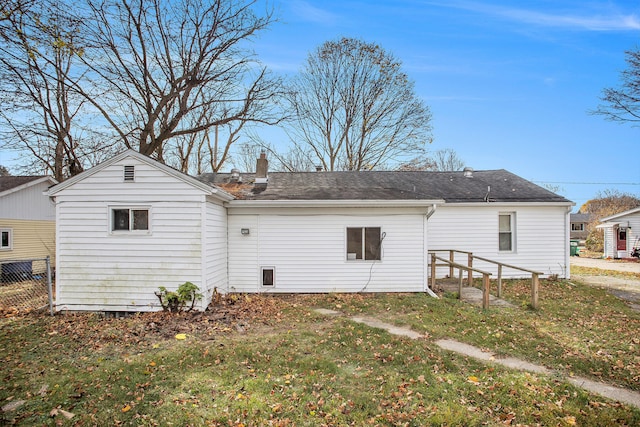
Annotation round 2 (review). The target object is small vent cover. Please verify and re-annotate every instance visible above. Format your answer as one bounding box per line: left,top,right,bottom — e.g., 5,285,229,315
124,165,135,181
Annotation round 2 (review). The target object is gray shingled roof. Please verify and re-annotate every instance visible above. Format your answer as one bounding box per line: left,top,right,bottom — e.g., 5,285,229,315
0,176,47,194
201,169,571,203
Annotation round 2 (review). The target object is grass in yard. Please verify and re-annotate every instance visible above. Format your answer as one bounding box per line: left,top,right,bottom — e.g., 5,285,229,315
1,285,640,426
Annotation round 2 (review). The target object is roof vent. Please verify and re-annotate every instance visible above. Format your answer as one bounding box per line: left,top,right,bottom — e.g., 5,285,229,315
463,167,473,178
230,168,241,182
315,165,323,172
124,165,135,181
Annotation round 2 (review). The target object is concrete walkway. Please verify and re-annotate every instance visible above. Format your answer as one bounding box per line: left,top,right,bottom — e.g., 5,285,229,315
314,308,640,409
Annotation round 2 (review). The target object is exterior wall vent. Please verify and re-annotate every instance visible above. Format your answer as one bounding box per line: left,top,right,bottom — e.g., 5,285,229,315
124,165,135,182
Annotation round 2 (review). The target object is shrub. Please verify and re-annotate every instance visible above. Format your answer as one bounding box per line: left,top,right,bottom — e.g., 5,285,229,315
155,282,202,312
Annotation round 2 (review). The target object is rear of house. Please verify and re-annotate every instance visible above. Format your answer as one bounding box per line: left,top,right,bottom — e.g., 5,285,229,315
49,150,573,312
48,151,232,311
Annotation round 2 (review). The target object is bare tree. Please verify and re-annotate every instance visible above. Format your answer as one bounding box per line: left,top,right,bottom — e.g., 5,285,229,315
0,0,107,180
397,148,465,171
592,47,640,126
76,0,284,164
0,165,10,176
286,37,432,171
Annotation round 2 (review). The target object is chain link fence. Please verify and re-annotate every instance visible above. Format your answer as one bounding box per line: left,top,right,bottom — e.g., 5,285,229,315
0,257,53,316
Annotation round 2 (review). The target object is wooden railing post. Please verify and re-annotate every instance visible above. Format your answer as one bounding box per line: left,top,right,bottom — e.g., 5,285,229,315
449,250,454,278
531,273,539,309
458,267,463,299
497,264,503,298
467,253,473,286
430,252,436,291
482,273,490,310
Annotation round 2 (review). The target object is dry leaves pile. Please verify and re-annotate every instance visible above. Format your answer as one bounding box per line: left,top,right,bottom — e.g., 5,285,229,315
43,294,304,349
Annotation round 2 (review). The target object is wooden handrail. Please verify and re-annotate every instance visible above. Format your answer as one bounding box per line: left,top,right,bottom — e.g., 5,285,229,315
430,253,493,309
428,249,541,309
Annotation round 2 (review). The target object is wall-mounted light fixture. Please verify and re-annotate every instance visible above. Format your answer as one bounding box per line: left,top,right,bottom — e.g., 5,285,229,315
241,228,250,235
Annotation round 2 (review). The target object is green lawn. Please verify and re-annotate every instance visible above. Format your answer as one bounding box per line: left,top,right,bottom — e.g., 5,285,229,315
1,276,640,426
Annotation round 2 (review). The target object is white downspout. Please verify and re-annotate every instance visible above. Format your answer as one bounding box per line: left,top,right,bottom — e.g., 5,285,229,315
424,204,439,298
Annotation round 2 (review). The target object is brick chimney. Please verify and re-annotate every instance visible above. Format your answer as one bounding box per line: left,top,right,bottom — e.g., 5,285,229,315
255,151,268,184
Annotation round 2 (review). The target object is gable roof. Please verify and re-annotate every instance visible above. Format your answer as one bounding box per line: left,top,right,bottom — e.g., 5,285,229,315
600,206,640,222
203,169,572,204
48,149,234,201
0,176,57,197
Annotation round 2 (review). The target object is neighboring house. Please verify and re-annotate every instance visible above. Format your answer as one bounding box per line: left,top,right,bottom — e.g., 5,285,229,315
596,207,640,259
47,150,573,312
0,176,57,263
569,213,591,241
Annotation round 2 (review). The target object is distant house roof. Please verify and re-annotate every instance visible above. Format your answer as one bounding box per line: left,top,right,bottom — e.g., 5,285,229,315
201,169,572,204
0,176,57,197
570,213,592,223
600,206,640,222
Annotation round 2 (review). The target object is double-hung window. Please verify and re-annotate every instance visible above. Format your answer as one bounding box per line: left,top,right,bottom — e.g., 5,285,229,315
0,228,12,250
571,223,584,231
498,213,515,252
111,207,150,233
347,227,382,261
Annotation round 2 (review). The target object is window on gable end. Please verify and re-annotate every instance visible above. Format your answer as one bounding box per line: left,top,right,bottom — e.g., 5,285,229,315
111,207,150,233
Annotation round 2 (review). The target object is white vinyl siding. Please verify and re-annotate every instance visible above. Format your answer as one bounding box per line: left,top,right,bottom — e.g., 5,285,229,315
205,199,228,296
228,209,426,293
54,157,211,311
228,215,259,292
428,205,568,278
0,179,56,221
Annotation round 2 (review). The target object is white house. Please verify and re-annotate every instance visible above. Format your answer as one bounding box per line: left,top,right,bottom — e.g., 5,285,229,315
47,150,573,312
1,176,57,279
597,207,640,259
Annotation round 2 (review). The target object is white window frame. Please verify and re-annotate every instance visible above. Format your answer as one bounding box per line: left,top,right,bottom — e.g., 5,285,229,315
346,226,382,261
109,206,151,234
498,212,516,252
0,228,12,250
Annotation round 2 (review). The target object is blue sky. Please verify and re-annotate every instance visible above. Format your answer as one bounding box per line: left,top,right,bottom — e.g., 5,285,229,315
253,0,639,211
1,0,637,211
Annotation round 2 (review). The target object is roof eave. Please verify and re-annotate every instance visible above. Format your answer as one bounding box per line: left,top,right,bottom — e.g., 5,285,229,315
439,201,575,207
600,206,640,222
0,176,57,198
226,199,446,208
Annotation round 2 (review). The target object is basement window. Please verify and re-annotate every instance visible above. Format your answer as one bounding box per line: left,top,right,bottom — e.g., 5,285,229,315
0,229,12,250
261,267,275,287
111,207,150,233
346,227,382,261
